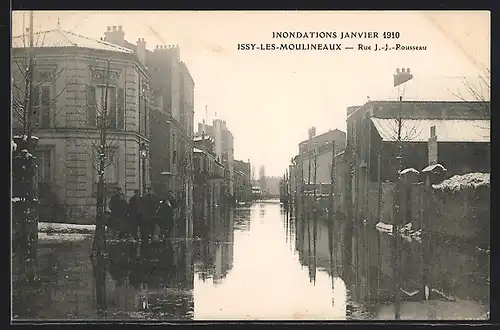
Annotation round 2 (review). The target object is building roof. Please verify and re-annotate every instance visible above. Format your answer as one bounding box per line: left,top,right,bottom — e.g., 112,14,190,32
12,29,134,54
298,128,345,146
371,117,490,143
369,75,490,103
348,75,490,120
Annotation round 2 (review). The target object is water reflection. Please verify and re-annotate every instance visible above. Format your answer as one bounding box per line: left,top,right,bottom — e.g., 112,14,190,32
12,237,195,320
194,203,347,320
194,207,235,285
12,202,489,320
291,205,490,320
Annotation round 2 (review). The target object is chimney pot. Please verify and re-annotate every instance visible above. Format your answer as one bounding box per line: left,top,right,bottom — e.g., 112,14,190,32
107,26,111,31
118,25,123,31
156,45,158,49
407,68,411,73
396,68,400,73
112,26,117,31
402,68,406,73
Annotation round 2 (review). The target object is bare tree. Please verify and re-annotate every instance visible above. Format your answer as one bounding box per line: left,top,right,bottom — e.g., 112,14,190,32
449,69,491,131
70,59,129,210
11,31,71,137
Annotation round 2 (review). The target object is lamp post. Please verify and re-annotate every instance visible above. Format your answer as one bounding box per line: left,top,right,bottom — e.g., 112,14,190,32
139,142,148,195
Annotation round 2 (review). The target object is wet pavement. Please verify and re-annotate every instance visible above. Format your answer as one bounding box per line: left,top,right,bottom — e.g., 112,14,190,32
12,201,489,321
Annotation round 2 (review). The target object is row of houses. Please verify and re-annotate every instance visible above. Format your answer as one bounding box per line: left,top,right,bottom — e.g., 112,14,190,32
287,79,490,227
11,24,252,225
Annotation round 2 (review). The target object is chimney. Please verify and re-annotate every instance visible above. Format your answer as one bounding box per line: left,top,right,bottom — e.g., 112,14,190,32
104,25,126,46
136,37,147,66
394,67,413,87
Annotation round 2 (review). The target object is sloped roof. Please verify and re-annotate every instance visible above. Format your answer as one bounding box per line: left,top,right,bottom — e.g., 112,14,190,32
371,117,490,143
12,29,134,54
368,75,490,102
298,128,346,146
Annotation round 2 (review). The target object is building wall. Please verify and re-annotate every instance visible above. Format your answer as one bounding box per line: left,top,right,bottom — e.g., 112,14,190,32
12,48,150,223
298,129,346,155
347,100,491,222
265,176,281,196
234,160,252,202
208,120,235,199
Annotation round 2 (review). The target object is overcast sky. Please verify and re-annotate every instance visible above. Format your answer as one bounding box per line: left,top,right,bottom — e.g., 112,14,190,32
12,11,490,176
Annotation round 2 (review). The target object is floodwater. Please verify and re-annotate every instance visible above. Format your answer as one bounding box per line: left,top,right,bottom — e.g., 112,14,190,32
12,201,490,321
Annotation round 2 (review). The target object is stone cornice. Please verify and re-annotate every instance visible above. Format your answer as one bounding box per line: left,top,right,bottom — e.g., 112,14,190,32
34,127,150,143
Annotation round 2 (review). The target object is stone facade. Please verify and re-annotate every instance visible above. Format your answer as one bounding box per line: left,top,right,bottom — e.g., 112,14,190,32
12,44,150,223
198,120,234,202
103,26,195,235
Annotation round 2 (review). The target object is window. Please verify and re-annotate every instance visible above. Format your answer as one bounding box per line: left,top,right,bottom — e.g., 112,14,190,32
34,149,53,182
139,80,148,135
87,85,124,129
95,85,117,128
104,148,119,184
32,85,52,128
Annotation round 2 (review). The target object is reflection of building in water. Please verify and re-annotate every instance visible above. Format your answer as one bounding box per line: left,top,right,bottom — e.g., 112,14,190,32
13,239,99,319
233,208,251,231
293,208,489,320
194,207,235,285
295,215,351,282
107,240,195,320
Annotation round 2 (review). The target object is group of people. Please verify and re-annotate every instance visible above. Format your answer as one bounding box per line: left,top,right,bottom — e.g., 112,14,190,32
107,186,179,241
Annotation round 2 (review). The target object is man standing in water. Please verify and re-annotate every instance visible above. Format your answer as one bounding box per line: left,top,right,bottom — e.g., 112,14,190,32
108,187,123,234
156,191,179,240
128,189,142,239
139,186,158,242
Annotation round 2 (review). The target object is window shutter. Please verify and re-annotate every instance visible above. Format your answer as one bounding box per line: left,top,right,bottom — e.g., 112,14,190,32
41,86,51,128
32,86,40,126
117,88,125,130
87,85,96,127
108,87,117,129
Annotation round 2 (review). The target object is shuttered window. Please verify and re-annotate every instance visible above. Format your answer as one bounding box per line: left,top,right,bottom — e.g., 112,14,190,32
117,88,125,129
87,85,97,127
41,86,51,128
32,87,40,126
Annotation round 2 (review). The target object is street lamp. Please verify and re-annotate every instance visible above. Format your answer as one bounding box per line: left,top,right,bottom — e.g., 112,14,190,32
139,142,148,195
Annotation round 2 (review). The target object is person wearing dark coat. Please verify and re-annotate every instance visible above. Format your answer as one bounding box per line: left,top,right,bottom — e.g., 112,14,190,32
139,186,159,242
156,192,178,239
108,187,122,233
128,189,142,239
115,193,129,238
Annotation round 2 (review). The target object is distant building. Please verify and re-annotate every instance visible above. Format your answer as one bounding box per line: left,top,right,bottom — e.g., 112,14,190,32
234,159,252,203
198,120,234,202
193,133,225,220
296,128,347,189
264,176,281,197
11,27,150,223
258,165,266,195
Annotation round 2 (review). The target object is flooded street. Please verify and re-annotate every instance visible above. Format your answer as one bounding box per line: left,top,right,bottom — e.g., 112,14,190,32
12,201,489,321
